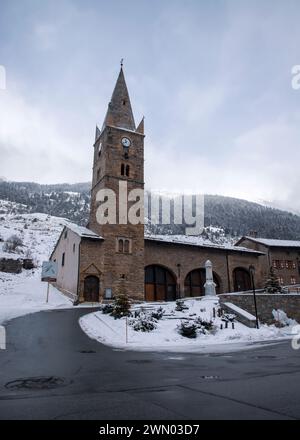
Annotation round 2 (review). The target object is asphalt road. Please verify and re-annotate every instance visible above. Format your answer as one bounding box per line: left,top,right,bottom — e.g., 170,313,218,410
0,308,299,420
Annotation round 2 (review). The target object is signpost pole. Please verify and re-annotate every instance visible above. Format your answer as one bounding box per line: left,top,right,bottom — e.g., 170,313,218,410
46,282,50,303
41,261,57,304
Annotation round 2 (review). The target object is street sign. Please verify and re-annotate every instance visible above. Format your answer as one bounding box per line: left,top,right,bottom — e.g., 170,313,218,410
41,261,58,283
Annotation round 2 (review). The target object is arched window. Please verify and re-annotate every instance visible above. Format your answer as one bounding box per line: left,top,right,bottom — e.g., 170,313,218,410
116,237,132,254
118,239,124,253
121,164,125,176
126,165,130,177
124,240,130,253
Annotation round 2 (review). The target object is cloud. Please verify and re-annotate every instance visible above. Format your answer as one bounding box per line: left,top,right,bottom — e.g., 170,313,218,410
1,0,300,215
33,23,59,51
0,85,91,183
145,115,300,212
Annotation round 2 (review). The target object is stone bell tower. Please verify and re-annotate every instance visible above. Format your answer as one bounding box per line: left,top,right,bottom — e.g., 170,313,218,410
89,66,145,300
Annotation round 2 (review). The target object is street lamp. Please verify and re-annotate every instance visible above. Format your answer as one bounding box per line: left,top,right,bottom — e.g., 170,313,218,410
176,264,181,299
249,265,259,329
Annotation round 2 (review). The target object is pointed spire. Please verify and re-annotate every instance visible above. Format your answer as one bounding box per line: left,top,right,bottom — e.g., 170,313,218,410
102,67,136,131
136,116,144,135
95,125,101,141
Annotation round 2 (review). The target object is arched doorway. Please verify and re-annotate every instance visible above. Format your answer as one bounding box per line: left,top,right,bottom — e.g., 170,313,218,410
83,275,100,302
184,269,221,297
145,265,177,302
233,268,251,292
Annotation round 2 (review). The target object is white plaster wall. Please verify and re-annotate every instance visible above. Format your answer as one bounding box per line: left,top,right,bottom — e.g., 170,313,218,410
51,229,81,296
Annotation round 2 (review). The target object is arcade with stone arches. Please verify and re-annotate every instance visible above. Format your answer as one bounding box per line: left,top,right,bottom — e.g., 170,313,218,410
144,260,252,302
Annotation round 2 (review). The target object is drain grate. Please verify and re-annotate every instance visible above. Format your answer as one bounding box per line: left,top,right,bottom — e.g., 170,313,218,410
5,376,68,391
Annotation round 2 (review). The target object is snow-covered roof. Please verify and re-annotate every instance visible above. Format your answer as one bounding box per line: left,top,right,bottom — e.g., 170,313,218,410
242,236,300,248
145,234,264,254
66,223,103,240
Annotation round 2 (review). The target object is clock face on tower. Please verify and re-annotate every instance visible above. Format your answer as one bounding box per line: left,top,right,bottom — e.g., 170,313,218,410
121,137,131,148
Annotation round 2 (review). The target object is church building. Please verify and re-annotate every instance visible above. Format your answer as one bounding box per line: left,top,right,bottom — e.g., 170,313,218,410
50,67,266,303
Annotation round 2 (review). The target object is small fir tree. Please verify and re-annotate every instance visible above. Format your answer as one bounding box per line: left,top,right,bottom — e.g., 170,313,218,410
265,267,282,294
175,300,189,312
111,282,131,319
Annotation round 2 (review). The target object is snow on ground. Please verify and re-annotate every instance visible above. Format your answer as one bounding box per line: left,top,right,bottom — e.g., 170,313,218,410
0,270,72,324
79,298,295,353
0,212,74,324
0,212,68,263
0,211,103,324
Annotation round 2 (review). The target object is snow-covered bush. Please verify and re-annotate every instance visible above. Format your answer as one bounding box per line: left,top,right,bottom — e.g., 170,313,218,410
132,307,146,318
151,306,165,321
194,317,215,334
177,320,198,338
101,304,114,315
130,313,157,332
175,300,189,312
24,248,33,259
3,234,24,252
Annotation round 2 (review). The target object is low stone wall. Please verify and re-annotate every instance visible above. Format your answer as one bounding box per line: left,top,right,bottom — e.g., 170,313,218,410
222,302,257,328
219,293,300,324
0,258,23,274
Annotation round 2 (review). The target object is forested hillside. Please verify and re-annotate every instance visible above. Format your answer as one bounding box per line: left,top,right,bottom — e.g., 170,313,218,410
1,180,300,240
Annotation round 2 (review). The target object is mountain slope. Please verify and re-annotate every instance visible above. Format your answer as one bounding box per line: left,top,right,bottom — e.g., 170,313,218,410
1,180,300,240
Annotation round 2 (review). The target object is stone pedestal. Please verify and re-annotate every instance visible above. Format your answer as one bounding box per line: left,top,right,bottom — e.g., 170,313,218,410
204,260,217,298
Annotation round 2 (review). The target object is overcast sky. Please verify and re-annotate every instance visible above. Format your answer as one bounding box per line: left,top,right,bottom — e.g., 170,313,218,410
0,0,300,212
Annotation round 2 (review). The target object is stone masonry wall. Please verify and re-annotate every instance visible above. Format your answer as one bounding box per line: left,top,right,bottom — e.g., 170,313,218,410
0,258,23,274
219,293,300,324
145,240,263,296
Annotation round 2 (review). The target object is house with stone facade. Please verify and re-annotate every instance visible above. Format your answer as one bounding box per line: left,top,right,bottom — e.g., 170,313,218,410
51,67,268,303
236,236,300,287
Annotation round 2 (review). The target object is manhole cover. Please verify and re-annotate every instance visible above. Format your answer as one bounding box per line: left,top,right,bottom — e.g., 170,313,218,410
5,376,68,391
127,360,152,364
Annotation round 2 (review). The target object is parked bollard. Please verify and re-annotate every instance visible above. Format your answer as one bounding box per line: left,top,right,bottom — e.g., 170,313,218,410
232,322,235,330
